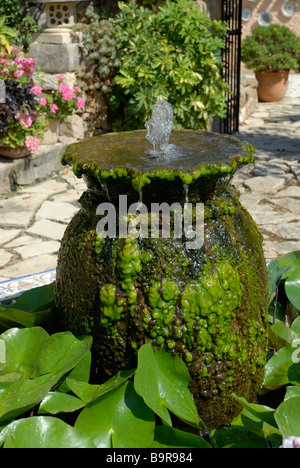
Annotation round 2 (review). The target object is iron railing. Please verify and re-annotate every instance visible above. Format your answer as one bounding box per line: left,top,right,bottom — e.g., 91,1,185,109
221,0,242,134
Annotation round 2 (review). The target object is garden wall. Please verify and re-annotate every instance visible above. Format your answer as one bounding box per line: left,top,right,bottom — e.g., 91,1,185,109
242,0,300,39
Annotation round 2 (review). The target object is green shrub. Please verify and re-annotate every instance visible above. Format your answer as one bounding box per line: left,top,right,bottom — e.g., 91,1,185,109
241,24,300,73
73,5,120,95
0,0,40,49
0,16,18,53
109,0,228,131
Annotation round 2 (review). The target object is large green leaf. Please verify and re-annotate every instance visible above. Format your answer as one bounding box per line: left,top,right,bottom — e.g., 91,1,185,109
2,417,96,448
212,414,270,448
151,425,211,448
270,322,299,346
268,259,291,295
278,250,300,280
0,283,55,329
232,394,281,445
275,397,300,439
284,386,300,401
75,380,155,448
66,369,135,404
264,344,300,387
0,327,92,423
38,392,86,415
0,373,58,423
285,265,300,310
134,344,200,427
0,327,92,381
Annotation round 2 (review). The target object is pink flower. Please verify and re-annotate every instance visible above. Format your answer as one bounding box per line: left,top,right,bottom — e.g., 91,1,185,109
56,74,65,82
25,136,41,153
39,98,47,106
13,69,25,79
15,111,33,128
76,97,85,109
49,103,59,114
59,83,74,101
30,86,43,97
74,85,81,93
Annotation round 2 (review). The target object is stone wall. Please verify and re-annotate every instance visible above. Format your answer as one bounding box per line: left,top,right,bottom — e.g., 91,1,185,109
239,72,258,125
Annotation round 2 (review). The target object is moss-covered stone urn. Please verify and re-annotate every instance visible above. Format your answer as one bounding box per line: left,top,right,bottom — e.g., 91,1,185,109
55,128,269,429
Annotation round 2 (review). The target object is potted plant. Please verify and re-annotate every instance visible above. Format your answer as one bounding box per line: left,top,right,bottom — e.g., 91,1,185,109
0,47,85,159
241,24,300,102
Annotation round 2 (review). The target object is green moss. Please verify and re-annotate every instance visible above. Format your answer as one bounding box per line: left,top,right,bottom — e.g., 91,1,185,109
100,284,125,327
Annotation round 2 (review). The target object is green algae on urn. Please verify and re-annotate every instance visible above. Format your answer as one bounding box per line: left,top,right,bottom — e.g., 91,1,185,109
55,130,268,429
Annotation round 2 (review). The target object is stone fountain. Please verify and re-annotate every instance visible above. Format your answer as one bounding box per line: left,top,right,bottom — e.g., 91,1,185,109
55,102,269,429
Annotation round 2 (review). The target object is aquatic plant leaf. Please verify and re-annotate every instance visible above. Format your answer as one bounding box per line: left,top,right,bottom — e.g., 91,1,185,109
0,327,92,423
278,250,300,280
290,316,300,334
151,425,211,448
267,259,291,295
270,322,299,346
275,397,300,439
284,386,300,401
285,265,300,310
0,283,55,329
0,327,92,380
66,368,135,403
264,344,300,387
75,380,155,448
232,394,281,444
3,416,96,448
212,414,269,448
134,344,200,426
57,351,92,394
0,373,58,423
38,392,86,415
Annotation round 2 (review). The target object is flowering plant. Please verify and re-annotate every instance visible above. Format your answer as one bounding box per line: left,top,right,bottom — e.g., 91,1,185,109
0,47,85,153
33,74,85,120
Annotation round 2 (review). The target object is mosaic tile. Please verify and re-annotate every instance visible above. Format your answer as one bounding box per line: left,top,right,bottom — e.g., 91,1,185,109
0,269,56,301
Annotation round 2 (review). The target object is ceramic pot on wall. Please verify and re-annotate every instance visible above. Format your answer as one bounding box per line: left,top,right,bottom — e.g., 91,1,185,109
0,145,30,159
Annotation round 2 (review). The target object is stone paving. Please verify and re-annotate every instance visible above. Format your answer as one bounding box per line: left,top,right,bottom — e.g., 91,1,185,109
0,82,299,281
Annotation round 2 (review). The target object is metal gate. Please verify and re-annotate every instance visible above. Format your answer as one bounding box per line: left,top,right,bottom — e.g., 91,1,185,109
221,0,242,134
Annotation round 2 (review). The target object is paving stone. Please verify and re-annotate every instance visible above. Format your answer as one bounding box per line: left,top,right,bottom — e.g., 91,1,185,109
270,197,300,214
49,189,81,204
0,194,44,229
248,209,297,226
261,222,300,241
263,241,300,258
0,254,57,280
243,175,288,194
0,229,21,246
27,219,67,241
274,186,300,198
0,250,13,268
20,177,67,195
5,235,39,248
14,240,60,260
36,201,79,223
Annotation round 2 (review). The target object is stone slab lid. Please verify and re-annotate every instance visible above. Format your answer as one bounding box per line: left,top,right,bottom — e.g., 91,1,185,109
62,129,254,193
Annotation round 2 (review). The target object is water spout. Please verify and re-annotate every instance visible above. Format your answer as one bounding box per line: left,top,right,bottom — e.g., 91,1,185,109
145,101,173,152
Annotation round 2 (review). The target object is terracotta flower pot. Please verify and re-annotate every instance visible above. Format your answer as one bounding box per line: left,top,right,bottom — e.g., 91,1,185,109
0,145,30,160
255,70,289,102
